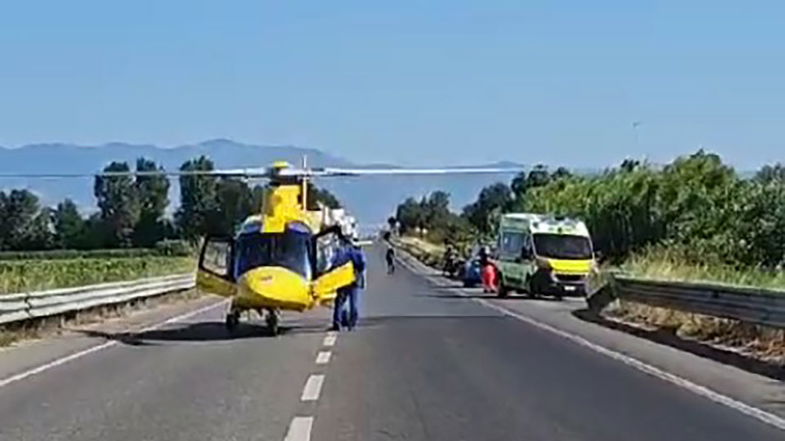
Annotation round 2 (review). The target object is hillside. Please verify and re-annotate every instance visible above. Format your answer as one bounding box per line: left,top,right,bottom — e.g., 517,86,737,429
0,139,524,226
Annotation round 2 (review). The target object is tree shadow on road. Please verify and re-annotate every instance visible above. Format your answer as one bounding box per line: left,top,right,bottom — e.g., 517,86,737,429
571,308,785,382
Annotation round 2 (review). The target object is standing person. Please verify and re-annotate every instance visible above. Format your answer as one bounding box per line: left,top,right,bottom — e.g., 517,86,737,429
385,245,396,274
331,235,366,331
479,245,497,293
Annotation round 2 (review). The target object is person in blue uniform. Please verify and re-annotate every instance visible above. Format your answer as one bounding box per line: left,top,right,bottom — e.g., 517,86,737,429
330,236,366,331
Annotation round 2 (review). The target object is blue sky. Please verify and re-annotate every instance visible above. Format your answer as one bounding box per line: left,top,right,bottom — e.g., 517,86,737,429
1,1,783,169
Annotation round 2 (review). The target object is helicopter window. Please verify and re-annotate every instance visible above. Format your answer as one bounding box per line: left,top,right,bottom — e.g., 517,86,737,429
235,231,313,279
314,233,344,275
201,239,232,278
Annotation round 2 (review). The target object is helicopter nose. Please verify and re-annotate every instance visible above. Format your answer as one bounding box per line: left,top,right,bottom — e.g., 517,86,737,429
239,267,312,309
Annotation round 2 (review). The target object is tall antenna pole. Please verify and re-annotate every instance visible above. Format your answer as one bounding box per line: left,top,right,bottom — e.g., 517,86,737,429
301,154,308,211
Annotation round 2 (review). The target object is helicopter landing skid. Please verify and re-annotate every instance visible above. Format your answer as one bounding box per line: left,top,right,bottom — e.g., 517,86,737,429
225,303,280,336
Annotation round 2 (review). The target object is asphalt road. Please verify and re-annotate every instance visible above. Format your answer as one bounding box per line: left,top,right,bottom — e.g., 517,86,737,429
0,245,783,440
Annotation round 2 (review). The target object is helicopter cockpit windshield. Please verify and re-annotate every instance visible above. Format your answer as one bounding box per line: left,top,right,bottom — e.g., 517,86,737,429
234,222,313,279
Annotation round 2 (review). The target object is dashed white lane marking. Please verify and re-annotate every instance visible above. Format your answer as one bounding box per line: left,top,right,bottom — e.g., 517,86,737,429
301,374,325,401
323,334,337,347
0,300,227,389
315,351,331,365
396,247,785,432
284,416,313,441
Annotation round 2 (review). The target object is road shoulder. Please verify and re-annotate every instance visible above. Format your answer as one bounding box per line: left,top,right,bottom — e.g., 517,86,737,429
0,293,224,384
396,245,785,423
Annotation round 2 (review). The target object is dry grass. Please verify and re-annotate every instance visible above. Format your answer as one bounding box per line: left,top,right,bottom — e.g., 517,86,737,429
607,301,785,365
398,236,446,256
605,249,785,365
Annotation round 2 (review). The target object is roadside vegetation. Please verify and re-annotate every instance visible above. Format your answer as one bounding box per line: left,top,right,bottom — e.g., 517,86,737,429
0,256,195,294
620,246,785,291
391,150,785,289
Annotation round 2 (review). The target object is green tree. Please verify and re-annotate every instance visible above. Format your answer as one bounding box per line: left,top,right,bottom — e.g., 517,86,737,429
551,166,572,180
176,156,219,240
251,185,266,213
755,163,785,184
54,199,87,249
509,164,554,210
395,197,423,234
133,158,170,246
24,208,56,250
215,178,254,234
462,183,512,236
424,191,451,232
0,189,48,250
304,183,342,210
94,161,140,247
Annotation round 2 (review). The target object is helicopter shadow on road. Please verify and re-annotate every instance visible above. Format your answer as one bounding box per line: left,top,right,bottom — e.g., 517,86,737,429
72,320,327,345
571,308,785,382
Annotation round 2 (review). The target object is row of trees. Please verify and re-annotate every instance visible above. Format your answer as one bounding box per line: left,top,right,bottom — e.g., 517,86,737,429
522,152,785,268
0,156,341,251
393,152,785,269
393,191,471,243
392,165,568,244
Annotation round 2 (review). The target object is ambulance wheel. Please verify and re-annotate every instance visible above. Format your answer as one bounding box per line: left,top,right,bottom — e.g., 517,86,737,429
526,279,540,299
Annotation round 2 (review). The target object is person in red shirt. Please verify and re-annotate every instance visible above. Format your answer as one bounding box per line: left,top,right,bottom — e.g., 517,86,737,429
478,246,498,293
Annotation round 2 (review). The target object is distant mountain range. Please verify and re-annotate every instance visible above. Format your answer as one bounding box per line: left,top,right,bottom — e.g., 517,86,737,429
0,139,526,227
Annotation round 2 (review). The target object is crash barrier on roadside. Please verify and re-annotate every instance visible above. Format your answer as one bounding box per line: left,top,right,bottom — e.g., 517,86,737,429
603,274,785,329
0,274,195,326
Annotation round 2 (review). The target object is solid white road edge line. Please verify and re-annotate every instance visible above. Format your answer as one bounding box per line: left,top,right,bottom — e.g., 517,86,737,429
301,374,325,401
474,292,785,432
0,300,227,389
284,416,314,441
315,351,331,365
396,248,785,432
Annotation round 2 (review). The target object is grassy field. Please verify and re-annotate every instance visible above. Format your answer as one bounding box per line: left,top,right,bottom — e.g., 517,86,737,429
0,256,195,294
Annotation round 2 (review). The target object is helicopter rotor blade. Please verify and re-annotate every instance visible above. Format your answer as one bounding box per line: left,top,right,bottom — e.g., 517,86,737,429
0,165,524,180
0,167,273,179
310,166,524,177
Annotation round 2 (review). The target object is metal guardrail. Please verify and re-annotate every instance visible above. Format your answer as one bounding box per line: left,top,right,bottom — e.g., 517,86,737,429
0,274,195,325
610,274,785,329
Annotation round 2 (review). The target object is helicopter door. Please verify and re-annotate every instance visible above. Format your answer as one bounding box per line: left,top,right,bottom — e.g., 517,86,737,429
196,236,237,298
312,227,357,301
